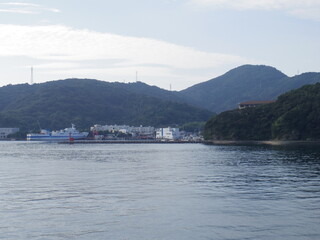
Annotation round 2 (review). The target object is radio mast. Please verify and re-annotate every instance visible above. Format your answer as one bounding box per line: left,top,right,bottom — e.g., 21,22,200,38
30,67,34,85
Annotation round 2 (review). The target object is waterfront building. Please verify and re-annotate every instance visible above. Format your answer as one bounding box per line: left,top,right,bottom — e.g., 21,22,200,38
156,127,180,140
91,124,155,136
0,128,19,139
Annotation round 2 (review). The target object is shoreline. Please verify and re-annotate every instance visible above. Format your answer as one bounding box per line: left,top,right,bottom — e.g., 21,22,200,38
59,140,203,144
2,139,320,146
204,140,320,146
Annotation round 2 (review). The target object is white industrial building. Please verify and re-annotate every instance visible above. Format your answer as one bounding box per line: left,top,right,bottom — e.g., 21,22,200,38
0,128,19,139
156,127,180,140
91,124,155,136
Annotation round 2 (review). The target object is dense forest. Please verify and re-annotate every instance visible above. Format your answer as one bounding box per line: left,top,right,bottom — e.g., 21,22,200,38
179,65,320,112
0,79,213,131
203,83,320,141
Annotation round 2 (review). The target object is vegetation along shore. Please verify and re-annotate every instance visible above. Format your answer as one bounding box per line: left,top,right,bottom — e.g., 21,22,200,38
204,83,320,141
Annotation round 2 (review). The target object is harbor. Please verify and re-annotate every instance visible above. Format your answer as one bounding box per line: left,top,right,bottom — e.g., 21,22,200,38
23,124,204,143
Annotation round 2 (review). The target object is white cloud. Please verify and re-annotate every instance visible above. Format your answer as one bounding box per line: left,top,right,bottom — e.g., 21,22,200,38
0,24,246,87
3,2,40,7
0,2,60,14
0,8,34,14
0,24,244,66
189,0,320,21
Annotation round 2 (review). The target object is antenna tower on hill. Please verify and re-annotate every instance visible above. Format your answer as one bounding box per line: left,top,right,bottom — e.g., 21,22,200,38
30,67,34,85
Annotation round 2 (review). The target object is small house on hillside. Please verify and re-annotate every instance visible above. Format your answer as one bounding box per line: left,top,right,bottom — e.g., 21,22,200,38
238,100,275,109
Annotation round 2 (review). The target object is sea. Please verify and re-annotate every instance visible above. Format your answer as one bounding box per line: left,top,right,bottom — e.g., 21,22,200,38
0,141,319,240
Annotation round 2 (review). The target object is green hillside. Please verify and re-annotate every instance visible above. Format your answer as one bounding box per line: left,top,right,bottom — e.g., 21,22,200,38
0,79,213,131
179,65,320,113
99,65,320,114
114,81,184,103
1,64,319,133
203,83,320,141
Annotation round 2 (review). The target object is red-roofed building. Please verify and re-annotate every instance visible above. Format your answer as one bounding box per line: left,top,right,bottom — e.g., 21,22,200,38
238,100,275,109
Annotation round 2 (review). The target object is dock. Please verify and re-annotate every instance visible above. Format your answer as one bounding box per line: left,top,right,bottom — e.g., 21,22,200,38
59,140,203,144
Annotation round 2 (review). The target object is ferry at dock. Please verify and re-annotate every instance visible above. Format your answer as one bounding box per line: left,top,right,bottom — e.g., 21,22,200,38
27,124,88,141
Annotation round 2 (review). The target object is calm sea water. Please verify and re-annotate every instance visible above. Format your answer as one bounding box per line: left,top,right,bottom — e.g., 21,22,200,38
0,142,319,240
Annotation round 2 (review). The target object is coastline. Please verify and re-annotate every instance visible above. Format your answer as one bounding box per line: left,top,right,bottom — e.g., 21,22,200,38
204,140,320,146
59,140,203,144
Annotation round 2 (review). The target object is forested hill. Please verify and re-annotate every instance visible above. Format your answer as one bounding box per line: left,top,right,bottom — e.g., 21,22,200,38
1,64,319,131
86,65,320,114
113,81,184,103
178,65,320,113
203,83,320,141
0,79,213,130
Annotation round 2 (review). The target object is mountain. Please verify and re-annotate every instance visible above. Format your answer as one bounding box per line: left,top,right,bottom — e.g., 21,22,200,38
113,81,184,103
178,65,320,113
203,83,320,141
1,64,319,132
96,65,320,114
0,79,213,131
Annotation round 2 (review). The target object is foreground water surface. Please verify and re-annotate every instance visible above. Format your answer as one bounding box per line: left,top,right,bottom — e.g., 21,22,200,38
0,142,319,240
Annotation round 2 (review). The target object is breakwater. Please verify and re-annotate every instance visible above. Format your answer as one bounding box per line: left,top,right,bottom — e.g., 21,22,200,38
60,140,203,144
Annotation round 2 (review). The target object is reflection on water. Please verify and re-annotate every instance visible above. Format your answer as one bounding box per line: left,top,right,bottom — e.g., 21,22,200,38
0,142,319,240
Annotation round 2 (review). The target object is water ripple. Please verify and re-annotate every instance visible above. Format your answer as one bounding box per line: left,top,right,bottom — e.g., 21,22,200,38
0,142,319,239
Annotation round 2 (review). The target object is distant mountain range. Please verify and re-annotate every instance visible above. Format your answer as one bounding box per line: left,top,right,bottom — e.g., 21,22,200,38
110,65,320,113
0,64,319,130
179,65,320,112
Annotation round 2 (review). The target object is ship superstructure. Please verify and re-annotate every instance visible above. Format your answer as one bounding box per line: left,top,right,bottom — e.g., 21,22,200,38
27,124,88,141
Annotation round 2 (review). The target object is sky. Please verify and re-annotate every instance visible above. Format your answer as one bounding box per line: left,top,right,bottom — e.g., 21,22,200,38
0,0,319,90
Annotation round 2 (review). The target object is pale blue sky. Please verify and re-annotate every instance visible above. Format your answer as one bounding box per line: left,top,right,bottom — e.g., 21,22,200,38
0,0,319,90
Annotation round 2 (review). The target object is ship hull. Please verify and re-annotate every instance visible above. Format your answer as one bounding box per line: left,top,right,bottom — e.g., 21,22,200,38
27,134,87,141
27,125,88,141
